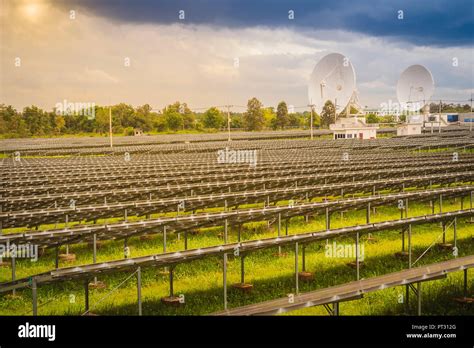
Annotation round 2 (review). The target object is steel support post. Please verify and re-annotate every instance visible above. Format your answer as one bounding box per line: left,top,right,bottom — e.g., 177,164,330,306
169,267,174,297
32,278,37,316
238,224,242,242
241,255,245,284
442,222,446,244
402,227,405,252
326,207,330,230
84,280,89,312
93,234,97,264
224,219,228,244
278,213,282,254
302,245,306,272
439,194,443,213
463,269,468,298
11,256,16,296
55,246,59,269
223,253,228,310
184,231,188,250
333,302,339,316
356,233,360,281
405,284,409,313
453,218,457,254
417,282,422,316
295,243,299,295
137,267,142,316
408,224,412,268
366,203,371,224
285,219,289,236
163,226,167,253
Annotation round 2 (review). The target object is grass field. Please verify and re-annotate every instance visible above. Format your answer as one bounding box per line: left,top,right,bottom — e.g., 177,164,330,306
0,194,472,316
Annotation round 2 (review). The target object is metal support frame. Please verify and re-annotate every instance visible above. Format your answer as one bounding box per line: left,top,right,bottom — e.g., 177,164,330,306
93,234,97,264
285,218,289,236
302,245,306,272
224,219,228,244
401,226,405,253
325,207,330,230
163,226,167,253
240,255,245,284
184,231,188,250
137,266,142,316
453,217,457,255
442,221,446,244
32,278,37,316
405,284,410,313
238,224,242,242
11,256,16,296
295,243,299,295
169,266,174,297
463,269,468,298
55,246,59,269
417,282,422,315
84,280,89,312
408,283,422,315
366,203,371,224
408,224,412,268
323,302,339,316
278,213,282,254
355,233,360,281
223,253,228,310
124,238,129,259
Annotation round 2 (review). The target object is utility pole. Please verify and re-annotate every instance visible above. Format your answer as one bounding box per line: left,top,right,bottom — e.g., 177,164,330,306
470,94,473,132
308,101,315,140
109,106,113,148
226,105,232,142
438,100,442,133
334,98,338,123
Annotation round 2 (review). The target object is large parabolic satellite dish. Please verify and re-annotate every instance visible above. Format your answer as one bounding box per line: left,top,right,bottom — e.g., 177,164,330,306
308,53,356,114
396,64,435,112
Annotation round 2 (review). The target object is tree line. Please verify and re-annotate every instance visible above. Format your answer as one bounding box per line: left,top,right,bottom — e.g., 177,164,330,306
0,98,327,138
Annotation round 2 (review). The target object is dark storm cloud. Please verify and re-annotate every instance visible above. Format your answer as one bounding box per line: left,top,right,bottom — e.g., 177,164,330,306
58,0,473,46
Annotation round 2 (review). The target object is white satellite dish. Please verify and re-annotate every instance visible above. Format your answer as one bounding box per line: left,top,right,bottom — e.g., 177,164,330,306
308,53,356,114
396,64,434,113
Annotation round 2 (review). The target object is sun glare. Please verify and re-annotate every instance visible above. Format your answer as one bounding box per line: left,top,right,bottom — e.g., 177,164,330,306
21,2,44,21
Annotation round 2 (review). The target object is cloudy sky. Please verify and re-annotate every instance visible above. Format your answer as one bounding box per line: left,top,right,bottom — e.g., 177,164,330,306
0,0,473,112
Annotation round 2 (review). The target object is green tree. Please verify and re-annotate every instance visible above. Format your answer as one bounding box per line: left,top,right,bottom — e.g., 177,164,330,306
163,102,195,130
243,97,265,131
275,101,289,129
165,111,183,131
203,107,224,129
320,100,336,128
263,107,275,129
366,113,378,124
54,115,65,134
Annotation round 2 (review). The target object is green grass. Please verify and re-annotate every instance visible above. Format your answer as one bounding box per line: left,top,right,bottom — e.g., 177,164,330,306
0,196,472,316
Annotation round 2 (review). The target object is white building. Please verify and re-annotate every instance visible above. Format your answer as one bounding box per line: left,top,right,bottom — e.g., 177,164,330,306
396,114,423,136
330,116,378,140
397,123,423,136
